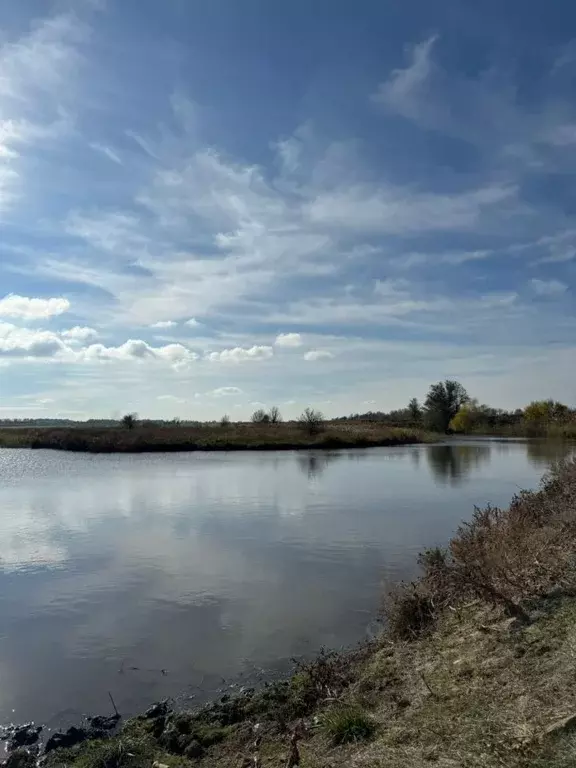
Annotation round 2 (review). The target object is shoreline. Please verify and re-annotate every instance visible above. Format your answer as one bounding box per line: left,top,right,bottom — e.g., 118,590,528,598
7,457,576,768
0,424,438,453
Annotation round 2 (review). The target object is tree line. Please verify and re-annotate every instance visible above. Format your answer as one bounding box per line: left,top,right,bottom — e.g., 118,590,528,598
342,379,575,435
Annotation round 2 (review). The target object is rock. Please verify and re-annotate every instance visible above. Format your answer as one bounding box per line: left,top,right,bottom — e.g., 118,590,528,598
3,749,36,768
144,701,169,720
184,739,204,760
44,726,89,753
87,714,121,733
543,714,576,740
7,725,42,750
148,716,166,738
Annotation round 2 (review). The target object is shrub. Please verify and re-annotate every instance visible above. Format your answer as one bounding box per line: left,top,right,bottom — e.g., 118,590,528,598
297,408,324,436
383,582,437,640
321,706,375,745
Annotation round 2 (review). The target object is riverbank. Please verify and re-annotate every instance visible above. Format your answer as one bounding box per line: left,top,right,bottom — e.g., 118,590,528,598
9,458,570,768
0,423,436,453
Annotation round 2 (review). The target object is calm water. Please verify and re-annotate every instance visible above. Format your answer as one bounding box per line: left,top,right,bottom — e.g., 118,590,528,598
0,439,571,728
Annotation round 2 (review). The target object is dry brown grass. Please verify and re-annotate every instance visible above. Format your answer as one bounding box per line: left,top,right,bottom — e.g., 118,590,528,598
384,459,576,639
0,422,435,453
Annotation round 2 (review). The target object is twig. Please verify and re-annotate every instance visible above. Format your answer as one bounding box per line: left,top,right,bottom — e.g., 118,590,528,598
108,691,120,717
421,673,438,699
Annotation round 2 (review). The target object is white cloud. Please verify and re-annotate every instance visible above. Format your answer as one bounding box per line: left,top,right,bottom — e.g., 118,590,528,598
89,142,123,164
157,395,186,403
371,35,438,118
0,322,66,357
77,340,198,369
0,294,70,319
150,320,177,329
184,318,200,327
60,326,98,342
210,386,243,397
306,183,516,234
0,14,83,215
530,278,568,296
206,345,273,363
274,332,303,348
0,13,85,101
304,349,335,361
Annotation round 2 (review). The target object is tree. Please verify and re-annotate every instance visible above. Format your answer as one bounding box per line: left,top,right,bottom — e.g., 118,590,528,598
251,408,270,424
269,406,282,424
408,398,422,423
220,414,231,427
524,400,569,423
121,413,137,430
297,407,324,436
424,380,469,433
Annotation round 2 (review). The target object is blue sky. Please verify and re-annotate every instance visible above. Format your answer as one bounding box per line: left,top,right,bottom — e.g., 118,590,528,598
1,0,575,420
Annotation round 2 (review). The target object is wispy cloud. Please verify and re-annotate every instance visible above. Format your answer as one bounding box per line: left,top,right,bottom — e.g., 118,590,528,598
0,5,575,416
210,386,243,397
89,142,123,164
530,278,568,296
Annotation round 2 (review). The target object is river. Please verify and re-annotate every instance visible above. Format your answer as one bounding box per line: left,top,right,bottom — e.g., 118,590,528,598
0,438,572,729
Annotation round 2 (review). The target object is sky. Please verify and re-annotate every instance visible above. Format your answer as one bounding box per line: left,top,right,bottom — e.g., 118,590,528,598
0,0,575,421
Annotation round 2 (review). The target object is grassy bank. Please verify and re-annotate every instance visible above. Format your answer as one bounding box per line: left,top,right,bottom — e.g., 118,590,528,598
0,422,436,453
22,458,576,768
457,422,576,440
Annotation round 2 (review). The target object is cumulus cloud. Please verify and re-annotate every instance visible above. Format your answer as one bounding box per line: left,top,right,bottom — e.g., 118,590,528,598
274,332,303,347
79,340,197,368
0,321,197,368
60,326,98,342
184,318,200,327
0,294,70,319
304,349,335,361
530,278,568,296
0,322,66,357
150,320,177,329
206,345,273,363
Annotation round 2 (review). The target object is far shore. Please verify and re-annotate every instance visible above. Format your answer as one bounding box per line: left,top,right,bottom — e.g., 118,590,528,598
0,422,438,454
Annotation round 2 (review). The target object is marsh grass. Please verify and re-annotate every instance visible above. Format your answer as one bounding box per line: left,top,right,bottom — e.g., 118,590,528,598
0,423,434,453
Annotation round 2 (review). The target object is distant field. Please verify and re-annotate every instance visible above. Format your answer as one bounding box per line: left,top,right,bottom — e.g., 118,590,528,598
0,422,437,453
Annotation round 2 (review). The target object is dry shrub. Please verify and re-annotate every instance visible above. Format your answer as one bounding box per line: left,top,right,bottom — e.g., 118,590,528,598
384,460,576,637
383,581,437,640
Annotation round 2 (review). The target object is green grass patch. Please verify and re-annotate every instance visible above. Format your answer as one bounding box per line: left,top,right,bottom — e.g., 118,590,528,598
321,706,376,745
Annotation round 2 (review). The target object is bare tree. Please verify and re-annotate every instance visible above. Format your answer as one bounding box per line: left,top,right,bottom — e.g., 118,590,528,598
251,408,270,424
269,406,282,424
297,408,324,436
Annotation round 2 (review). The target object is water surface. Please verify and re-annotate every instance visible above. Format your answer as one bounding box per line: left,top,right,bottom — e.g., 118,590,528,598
0,439,571,727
